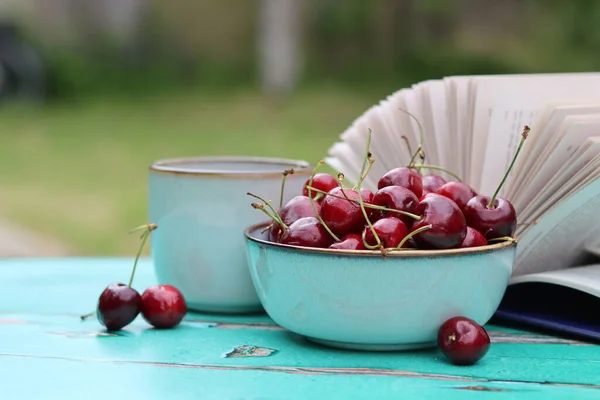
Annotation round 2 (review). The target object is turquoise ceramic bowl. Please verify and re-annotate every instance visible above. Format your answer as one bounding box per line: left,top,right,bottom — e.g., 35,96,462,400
244,222,517,351
148,156,313,314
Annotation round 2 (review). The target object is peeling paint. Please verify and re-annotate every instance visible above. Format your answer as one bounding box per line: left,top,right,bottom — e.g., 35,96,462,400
223,345,278,358
49,331,120,338
184,319,284,331
454,386,510,392
0,318,27,324
0,353,599,390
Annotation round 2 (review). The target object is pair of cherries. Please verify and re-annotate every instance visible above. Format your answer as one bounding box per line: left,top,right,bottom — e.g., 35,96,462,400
81,223,187,331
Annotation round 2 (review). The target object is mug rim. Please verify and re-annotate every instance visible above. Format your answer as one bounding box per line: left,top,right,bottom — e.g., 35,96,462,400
149,156,314,178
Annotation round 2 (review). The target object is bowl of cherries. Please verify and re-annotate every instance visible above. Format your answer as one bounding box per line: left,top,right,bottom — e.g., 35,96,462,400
243,129,527,363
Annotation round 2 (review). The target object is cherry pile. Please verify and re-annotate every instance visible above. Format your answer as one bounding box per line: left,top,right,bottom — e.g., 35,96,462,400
250,126,529,254
81,223,187,331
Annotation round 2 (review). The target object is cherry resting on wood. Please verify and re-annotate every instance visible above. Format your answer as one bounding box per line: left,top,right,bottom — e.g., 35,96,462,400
269,195,321,242
438,316,490,365
280,216,334,248
463,196,517,239
436,181,477,211
96,283,142,331
141,284,187,329
377,167,423,198
363,217,408,248
319,187,372,236
410,195,467,249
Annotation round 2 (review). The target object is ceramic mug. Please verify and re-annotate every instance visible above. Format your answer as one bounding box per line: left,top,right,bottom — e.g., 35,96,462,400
148,156,313,313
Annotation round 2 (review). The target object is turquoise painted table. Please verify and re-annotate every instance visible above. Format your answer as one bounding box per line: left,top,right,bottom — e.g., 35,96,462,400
2,258,600,399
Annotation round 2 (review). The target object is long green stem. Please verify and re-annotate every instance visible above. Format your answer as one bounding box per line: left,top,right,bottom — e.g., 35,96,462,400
279,168,294,210
308,161,340,242
408,164,463,182
247,192,280,218
251,202,288,230
487,125,530,209
393,224,432,250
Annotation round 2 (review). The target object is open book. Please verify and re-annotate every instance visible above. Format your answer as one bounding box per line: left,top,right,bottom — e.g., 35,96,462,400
325,72,600,341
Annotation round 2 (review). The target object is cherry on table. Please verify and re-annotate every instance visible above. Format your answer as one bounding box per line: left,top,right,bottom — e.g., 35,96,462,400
269,195,321,242
436,181,478,211
141,284,188,329
437,316,490,365
280,216,335,248
377,167,423,198
410,195,467,249
96,283,142,331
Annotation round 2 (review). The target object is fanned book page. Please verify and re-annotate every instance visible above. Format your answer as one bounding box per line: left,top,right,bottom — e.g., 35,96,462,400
325,72,600,279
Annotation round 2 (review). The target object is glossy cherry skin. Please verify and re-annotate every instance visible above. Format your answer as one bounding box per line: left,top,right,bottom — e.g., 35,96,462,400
372,185,419,225
422,174,447,194
463,196,517,239
280,216,334,248
141,284,187,329
329,233,366,250
419,192,443,201
459,226,488,248
377,167,423,198
436,181,477,211
320,187,371,236
303,173,338,200
410,195,467,249
269,195,320,242
363,217,408,248
438,316,491,365
96,283,142,331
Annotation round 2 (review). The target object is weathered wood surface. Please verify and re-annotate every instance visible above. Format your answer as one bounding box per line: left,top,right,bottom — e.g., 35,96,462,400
1,258,599,399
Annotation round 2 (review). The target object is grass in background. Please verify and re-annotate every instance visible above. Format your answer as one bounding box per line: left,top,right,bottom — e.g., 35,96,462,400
0,86,384,256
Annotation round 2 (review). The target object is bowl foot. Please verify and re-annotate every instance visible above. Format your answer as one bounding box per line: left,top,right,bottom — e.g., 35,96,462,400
187,302,264,315
305,336,437,351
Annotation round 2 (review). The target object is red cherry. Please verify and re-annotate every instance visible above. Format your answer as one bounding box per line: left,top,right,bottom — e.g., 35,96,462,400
363,217,408,248
303,173,338,200
419,192,443,201
280,216,334,248
141,284,187,329
269,196,320,242
320,187,370,236
410,195,467,249
459,226,488,248
97,283,141,331
372,185,419,225
436,182,478,211
422,174,447,194
377,167,423,198
329,233,366,250
438,316,491,365
463,196,516,239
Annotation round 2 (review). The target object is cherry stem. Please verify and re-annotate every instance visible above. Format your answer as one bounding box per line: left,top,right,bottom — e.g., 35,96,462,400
356,129,384,251
308,161,341,242
247,192,280,219
399,108,426,166
80,312,94,320
337,173,345,188
487,236,517,243
393,224,432,250
401,135,413,158
127,223,157,288
251,202,288,230
408,164,462,182
279,168,294,210
487,125,530,209
361,228,382,250
305,185,421,220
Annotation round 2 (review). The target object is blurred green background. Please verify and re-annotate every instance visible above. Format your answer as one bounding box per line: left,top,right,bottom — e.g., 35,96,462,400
1,0,599,256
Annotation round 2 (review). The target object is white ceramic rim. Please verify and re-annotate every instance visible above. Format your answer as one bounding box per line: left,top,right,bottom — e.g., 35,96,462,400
149,156,313,178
